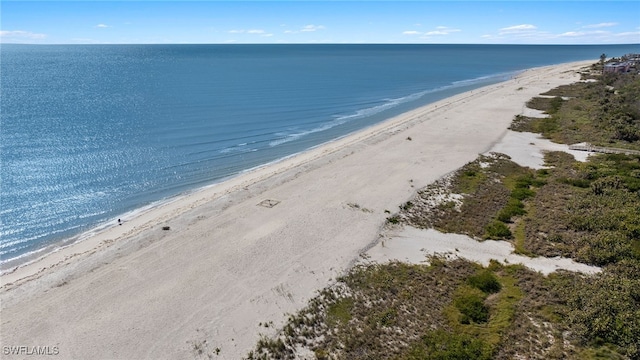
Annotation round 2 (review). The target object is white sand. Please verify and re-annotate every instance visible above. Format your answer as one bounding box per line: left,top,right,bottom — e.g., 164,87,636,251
0,60,592,359
367,227,600,275
487,130,591,169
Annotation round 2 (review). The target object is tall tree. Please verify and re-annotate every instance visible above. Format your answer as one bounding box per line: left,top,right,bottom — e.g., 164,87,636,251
600,53,607,67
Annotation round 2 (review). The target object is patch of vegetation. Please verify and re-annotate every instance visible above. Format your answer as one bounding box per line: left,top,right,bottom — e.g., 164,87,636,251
247,259,477,359
468,269,502,294
484,220,512,239
405,329,492,360
326,297,353,327
455,163,487,194
509,114,540,132
541,81,593,98
247,259,591,359
556,262,640,359
401,154,546,243
512,72,640,148
386,215,401,224
401,154,520,238
400,135,639,358
496,198,526,223
453,286,490,324
526,96,565,114
400,201,414,211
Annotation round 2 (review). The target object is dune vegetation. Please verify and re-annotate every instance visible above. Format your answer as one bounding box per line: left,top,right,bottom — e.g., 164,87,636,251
245,63,640,359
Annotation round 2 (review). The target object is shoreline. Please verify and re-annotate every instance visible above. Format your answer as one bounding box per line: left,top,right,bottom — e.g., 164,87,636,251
0,67,531,284
1,60,593,359
0,69,519,272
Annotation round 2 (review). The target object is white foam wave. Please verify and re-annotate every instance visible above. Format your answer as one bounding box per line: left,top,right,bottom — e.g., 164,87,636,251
269,96,413,147
219,142,258,154
268,72,517,148
269,121,336,147
452,71,517,86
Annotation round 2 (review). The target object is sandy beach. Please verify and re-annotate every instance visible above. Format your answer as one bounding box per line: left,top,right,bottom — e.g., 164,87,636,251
0,60,593,359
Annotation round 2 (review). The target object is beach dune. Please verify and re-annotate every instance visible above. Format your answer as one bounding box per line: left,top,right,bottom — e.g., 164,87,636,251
0,61,591,359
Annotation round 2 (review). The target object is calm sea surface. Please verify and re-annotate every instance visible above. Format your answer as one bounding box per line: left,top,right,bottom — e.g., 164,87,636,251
1,44,639,267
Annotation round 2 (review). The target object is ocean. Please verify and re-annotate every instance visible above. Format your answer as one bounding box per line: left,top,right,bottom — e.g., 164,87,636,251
1,44,638,268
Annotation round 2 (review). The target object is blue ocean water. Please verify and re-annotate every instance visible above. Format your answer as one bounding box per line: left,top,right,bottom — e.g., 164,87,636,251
1,44,638,267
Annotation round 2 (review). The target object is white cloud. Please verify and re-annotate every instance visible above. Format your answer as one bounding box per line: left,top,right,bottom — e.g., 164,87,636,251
403,26,461,37
96,24,110,28
284,25,326,34
0,30,47,40
499,24,537,34
228,29,271,36
425,26,461,36
482,22,636,44
558,31,583,37
301,25,325,32
615,31,640,37
497,24,543,38
557,30,608,38
583,22,618,29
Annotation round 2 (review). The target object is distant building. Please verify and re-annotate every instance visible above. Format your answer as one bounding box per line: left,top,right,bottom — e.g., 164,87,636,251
604,62,631,73
622,53,640,64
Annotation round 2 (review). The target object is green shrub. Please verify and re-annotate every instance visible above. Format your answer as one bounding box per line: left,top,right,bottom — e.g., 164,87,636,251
327,297,353,327
406,329,492,360
558,177,591,188
387,215,400,224
549,96,564,113
467,270,502,294
454,291,489,324
536,117,559,134
511,187,535,201
374,308,397,327
496,198,526,223
561,266,640,359
577,231,635,266
485,220,512,239
401,201,414,211
537,168,550,176
591,175,624,195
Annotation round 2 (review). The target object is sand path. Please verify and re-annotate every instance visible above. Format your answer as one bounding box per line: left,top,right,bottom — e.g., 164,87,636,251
367,227,600,275
0,61,591,359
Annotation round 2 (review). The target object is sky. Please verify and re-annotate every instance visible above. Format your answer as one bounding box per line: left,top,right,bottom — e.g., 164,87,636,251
1,1,639,45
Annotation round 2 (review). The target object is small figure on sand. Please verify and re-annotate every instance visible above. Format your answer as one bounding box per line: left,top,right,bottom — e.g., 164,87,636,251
118,219,122,225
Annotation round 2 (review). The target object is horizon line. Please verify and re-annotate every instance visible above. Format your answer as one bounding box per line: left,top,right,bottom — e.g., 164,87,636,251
3,42,639,46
